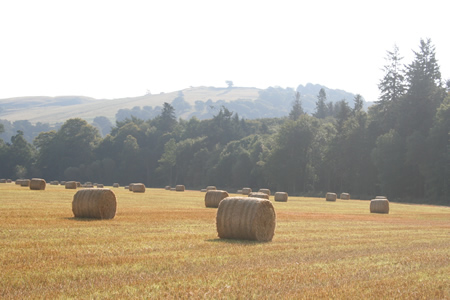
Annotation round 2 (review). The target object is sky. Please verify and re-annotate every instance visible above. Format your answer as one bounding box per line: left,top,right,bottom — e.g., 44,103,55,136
1,0,448,102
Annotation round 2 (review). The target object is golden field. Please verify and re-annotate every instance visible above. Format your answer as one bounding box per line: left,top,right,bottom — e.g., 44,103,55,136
0,183,449,299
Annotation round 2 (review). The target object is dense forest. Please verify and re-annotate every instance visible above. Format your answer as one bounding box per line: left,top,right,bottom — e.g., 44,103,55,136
1,39,449,205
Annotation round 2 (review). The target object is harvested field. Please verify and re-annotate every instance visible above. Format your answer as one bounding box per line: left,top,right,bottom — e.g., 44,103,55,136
0,184,449,299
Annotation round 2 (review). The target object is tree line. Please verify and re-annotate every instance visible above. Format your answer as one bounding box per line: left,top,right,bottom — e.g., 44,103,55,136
0,39,448,205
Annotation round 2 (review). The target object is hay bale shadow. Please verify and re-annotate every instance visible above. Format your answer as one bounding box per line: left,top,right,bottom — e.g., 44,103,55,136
205,238,268,245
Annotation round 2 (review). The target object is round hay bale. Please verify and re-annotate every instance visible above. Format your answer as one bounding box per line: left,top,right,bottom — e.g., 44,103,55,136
370,198,389,214
7,179,12,183
258,188,271,196
65,181,78,189
326,192,337,201
20,179,31,187
340,193,350,200
97,184,104,188
248,192,269,200
176,185,185,192
132,183,146,193
113,183,120,188
60,181,66,185
76,182,81,187
164,185,171,190
128,183,135,191
0,179,6,183
205,190,229,208
206,186,217,191
274,192,288,202
242,187,252,195
72,188,117,219
216,197,276,242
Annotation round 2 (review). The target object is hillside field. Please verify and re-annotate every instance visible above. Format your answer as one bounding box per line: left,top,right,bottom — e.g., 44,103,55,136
1,183,449,299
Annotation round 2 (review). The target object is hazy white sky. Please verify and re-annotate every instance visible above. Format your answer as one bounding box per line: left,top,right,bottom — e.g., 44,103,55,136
1,0,448,102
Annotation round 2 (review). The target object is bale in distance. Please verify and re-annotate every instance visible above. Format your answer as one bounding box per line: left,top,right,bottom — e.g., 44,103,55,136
128,183,135,191
236,189,243,194
65,181,77,189
165,185,171,190
50,181,59,185
113,183,120,188
258,188,271,196
200,189,207,192
20,179,31,187
248,192,269,200
7,179,12,183
15,179,22,185
216,197,276,242
97,184,104,188
340,193,351,200
176,185,185,192
242,187,252,195
205,190,229,208
132,183,146,193
326,192,337,201
0,179,6,183
370,198,389,214
375,196,387,199
274,192,288,202
60,181,66,185
72,188,117,219
206,186,217,191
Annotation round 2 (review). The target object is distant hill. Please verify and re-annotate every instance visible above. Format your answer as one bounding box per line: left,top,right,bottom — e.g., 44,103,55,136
0,84,366,126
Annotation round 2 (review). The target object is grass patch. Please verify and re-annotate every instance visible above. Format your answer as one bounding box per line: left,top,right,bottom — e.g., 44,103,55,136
1,183,449,298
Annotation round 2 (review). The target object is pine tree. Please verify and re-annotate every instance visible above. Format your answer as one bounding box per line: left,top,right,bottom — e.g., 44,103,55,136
314,88,328,119
289,92,304,120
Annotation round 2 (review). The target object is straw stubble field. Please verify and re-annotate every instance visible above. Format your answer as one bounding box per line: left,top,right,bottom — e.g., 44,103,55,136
1,183,449,299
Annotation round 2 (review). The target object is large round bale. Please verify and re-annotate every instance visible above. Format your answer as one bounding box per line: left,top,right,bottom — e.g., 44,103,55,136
72,188,117,219
20,179,31,187
216,197,276,242
132,183,146,193
65,181,77,189
205,190,229,208
326,192,337,201
248,192,269,200
258,188,271,196
274,192,288,202
242,187,252,195
206,186,217,191
370,198,389,214
176,185,185,192
340,193,351,200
